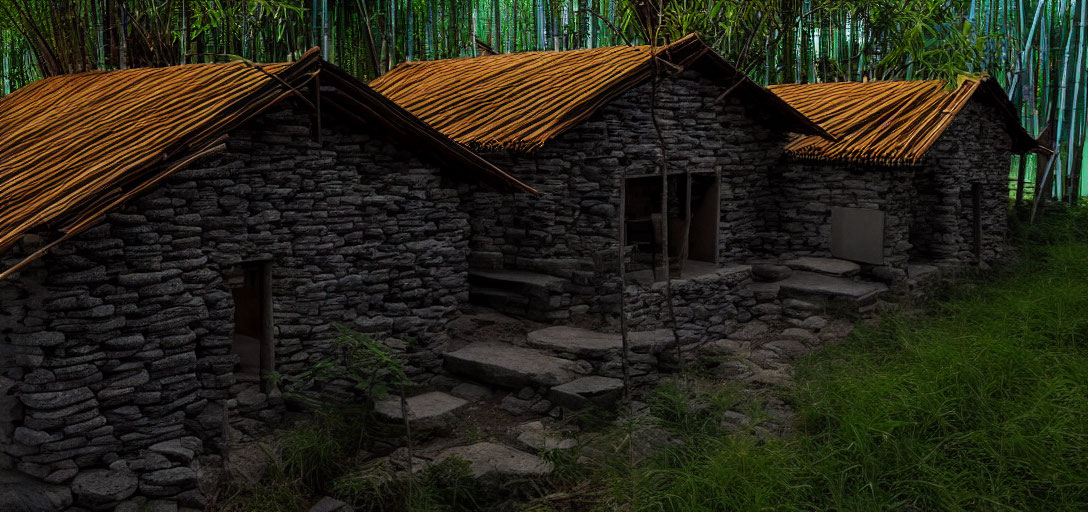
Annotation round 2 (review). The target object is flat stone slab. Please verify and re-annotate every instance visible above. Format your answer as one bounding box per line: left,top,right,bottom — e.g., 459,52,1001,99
751,263,793,282
515,421,577,452
374,391,468,428
549,376,624,410
444,342,586,388
469,269,567,290
628,329,675,353
783,257,861,277
435,442,552,478
308,496,353,512
527,326,620,358
906,264,940,280
0,470,72,511
778,272,887,302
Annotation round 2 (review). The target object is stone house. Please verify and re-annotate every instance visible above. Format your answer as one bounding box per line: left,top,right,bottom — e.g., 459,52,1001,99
369,34,827,336
0,49,530,510
767,78,1048,278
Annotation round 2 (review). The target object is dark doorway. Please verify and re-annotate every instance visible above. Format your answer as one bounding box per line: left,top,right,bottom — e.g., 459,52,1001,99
232,261,273,388
624,173,720,279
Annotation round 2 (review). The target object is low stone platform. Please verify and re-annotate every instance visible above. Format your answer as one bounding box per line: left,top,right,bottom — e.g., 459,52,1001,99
526,326,673,359
374,391,468,430
548,376,624,410
444,342,588,388
783,257,861,277
434,442,553,478
468,269,578,322
778,271,887,303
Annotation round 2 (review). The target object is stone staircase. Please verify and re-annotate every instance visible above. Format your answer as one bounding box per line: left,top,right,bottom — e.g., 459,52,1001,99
467,269,576,322
371,320,670,484
753,257,889,317
382,258,890,482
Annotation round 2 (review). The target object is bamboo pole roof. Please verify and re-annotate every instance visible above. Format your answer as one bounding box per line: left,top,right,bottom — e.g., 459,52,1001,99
0,49,531,279
769,77,1048,166
368,33,828,151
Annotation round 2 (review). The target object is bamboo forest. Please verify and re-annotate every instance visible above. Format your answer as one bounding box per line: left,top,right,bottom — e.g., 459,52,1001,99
3,0,1088,511
0,0,1086,203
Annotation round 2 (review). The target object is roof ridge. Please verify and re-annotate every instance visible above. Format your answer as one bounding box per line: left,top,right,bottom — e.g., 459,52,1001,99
771,77,1046,164
0,50,531,279
369,32,826,150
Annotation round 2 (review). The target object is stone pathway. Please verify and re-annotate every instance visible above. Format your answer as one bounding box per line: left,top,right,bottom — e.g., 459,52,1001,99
378,256,910,489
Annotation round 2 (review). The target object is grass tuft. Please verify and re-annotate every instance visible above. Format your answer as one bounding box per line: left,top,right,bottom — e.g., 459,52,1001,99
565,207,1088,511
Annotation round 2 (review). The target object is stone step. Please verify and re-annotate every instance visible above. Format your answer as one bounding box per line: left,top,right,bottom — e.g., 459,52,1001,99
468,269,571,321
433,442,553,478
783,257,861,277
468,269,568,295
526,326,674,358
443,342,588,388
778,271,888,304
527,326,619,358
373,391,468,430
548,376,625,410
468,287,531,312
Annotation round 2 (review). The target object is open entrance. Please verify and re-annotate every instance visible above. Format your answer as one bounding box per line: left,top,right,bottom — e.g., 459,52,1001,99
231,261,273,389
624,173,719,281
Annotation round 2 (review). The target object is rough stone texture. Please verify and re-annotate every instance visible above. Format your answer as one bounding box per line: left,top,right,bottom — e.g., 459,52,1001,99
911,101,1013,266
526,326,623,358
71,468,138,506
0,100,476,503
765,101,1012,271
625,265,753,345
0,469,72,511
373,391,467,430
514,421,577,452
783,257,860,277
548,376,624,410
751,264,792,282
443,342,589,388
309,496,354,512
459,70,788,319
778,272,889,303
434,442,553,478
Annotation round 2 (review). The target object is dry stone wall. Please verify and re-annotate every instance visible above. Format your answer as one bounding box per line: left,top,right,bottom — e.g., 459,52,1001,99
459,70,786,317
764,162,916,270
0,102,471,509
624,265,755,345
911,101,1013,266
763,100,1014,275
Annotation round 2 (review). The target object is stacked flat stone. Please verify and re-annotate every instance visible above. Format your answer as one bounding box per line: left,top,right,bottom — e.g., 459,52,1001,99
461,70,786,319
766,101,1012,275
0,100,475,508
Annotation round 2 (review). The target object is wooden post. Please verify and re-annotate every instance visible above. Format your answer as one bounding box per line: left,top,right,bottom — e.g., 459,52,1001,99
312,74,323,143
678,173,691,278
972,182,983,262
1015,154,1028,208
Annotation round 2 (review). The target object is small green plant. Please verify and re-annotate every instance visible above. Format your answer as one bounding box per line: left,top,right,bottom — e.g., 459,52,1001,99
559,207,1088,511
212,479,308,512
284,324,411,410
332,457,484,512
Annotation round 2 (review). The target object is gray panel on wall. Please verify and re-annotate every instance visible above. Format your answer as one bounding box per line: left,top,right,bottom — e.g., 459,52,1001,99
830,206,885,265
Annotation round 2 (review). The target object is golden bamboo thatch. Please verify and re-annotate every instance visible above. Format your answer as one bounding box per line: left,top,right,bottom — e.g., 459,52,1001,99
0,49,531,279
769,78,1048,165
369,33,827,151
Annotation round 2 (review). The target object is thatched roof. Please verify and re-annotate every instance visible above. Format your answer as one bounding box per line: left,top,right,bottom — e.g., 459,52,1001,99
769,78,1048,165
0,48,531,279
369,33,827,151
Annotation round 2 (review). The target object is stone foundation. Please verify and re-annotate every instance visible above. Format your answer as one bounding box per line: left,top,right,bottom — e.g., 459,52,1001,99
0,101,474,509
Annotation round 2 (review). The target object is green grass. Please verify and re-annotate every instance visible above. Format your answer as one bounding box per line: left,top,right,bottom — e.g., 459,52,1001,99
576,207,1088,511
